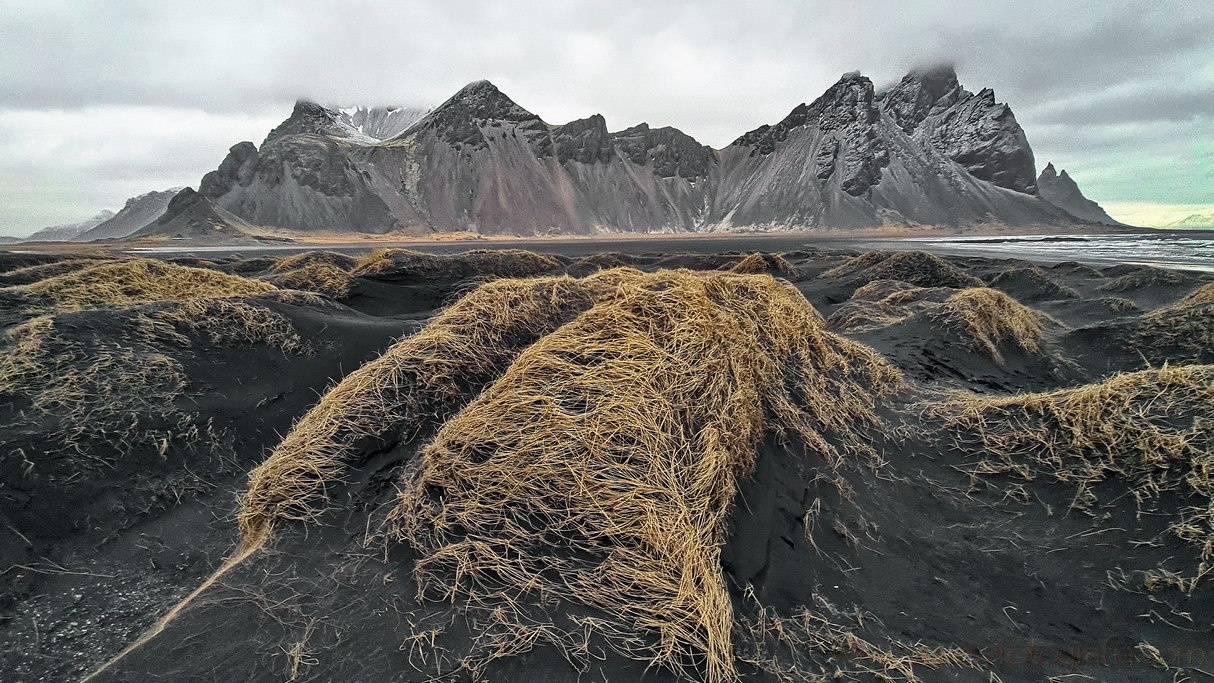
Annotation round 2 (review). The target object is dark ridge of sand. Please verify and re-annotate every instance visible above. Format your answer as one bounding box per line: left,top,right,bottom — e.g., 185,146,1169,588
0,248,1212,682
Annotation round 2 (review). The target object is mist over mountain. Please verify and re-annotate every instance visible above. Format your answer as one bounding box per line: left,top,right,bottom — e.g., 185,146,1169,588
192,67,1108,236
24,210,115,242
76,188,183,241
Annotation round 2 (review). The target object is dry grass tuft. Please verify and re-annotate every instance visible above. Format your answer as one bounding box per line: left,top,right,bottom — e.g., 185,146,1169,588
730,252,799,276
0,299,305,443
934,288,1052,363
264,263,353,299
0,258,117,286
271,251,358,274
737,597,977,682
351,248,560,281
237,268,648,541
984,266,1079,301
575,252,636,271
12,258,276,312
923,364,1214,587
850,279,922,302
1098,267,1188,293
1135,283,1214,362
821,251,982,289
387,269,903,682
830,285,1052,364
1104,297,1138,313
828,300,918,333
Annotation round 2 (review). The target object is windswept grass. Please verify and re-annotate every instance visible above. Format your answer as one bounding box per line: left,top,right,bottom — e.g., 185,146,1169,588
984,265,1079,301
13,259,276,313
821,251,982,289
831,285,1053,364
351,248,560,280
934,288,1052,363
1098,267,1188,293
0,298,305,455
264,263,353,299
0,258,117,286
729,252,798,276
923,364,1214,589
271,251,358,274
237,268,646,541
1135,282,1214,363
387,270,902,682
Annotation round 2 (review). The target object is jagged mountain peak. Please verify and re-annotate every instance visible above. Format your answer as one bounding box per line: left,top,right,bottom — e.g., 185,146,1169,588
879,65,967,133
430,79,536,122
263,101,428,145
1037,162,1121,225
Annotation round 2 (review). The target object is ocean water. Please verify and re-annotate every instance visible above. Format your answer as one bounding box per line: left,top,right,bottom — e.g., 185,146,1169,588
895,233,1214,272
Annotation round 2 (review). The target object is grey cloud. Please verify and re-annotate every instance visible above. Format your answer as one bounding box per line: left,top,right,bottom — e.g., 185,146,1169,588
0,0,1211,233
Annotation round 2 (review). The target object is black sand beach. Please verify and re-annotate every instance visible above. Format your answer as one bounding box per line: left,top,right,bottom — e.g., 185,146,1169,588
1,244,1212,682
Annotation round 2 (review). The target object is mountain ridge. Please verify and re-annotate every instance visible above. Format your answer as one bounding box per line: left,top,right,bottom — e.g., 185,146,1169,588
193,68,1106,236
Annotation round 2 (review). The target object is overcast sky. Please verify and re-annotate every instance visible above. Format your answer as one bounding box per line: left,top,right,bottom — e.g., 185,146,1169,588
1,1,1210,235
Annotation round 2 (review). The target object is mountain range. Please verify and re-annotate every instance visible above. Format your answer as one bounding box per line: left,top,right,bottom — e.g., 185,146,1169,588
194,66,1110,235
21,67,1133,240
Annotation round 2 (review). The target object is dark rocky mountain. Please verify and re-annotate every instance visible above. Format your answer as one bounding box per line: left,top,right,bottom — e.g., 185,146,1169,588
1036,163,1121,225
195,68,1091,235
262,102,429,145
129,188,255,240
24,210,115,242
77,189,183,241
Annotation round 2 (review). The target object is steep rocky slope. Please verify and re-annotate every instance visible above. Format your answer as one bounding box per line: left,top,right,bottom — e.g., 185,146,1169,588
129,188,256,241
1036,163,1122,225
77,189,183,241
197,68,1090,235
24,210,114,242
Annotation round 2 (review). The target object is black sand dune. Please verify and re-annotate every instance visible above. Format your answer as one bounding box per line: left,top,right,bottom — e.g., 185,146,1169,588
1,247,1212,682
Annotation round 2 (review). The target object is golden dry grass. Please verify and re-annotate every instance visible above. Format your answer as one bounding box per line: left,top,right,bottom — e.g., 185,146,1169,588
984,265,1079,301
1135,283,1214,362
934,288,1052,363
850,279,921,302
271,250,358,273
0,298,304,451
830,285,1051,364
821,251,981,289
0,258,117,285
13,258,276,312
923,364,1214,588
237,268,648,541
729,252,798,276
737,599,976,682
386,270,903,682
351,248,560,280
264,263,353,299
1098,267,1187,293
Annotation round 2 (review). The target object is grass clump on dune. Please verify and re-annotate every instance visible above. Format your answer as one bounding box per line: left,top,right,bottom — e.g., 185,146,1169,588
1097,267,1188,293
934,288,1052,363
237,268,646,541
821,250,982,289
0,299,305,449
984,265,1079,301
271,250,358,274
0,258,117,286
923,364,1214,589
831,285,1052,364
387,270,903,682
1134,283,1214,363
351,248,560,281
729,252,798,276
13,258,277,313
263,263,353,299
